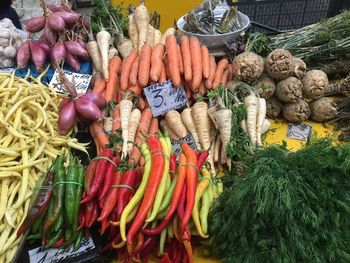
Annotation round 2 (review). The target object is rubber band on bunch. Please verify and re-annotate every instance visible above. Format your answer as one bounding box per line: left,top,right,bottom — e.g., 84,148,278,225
111,184,134,193
93,156,118,169
34,181,83,190
149,149,170,161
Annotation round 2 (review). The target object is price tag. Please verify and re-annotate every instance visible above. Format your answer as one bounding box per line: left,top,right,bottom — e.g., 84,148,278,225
28,237,95,263
144,80,188,117
0,67,14,73
286,123,312,141
49,69,92,94
171,133,197,162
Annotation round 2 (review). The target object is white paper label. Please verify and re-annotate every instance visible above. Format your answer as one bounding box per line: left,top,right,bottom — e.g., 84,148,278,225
49,69,92,94
0,67,14,73
28,237,95,263
286,123,312,141
171,133,197,162
144,80,187,117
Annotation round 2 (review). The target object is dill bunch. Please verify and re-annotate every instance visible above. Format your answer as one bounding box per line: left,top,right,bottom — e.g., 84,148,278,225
209,138,350,263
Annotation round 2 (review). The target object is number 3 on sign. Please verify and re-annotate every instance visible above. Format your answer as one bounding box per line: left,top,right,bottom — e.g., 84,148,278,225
152,88,164,108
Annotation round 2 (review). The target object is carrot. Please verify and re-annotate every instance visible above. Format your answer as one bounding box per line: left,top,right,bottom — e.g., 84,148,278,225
184,80,192,99
164,56,171,80
146,25,155,46
244,94,259,147
199,80,206,96
91,121,109,149
134,1,149,51
181,108,201,150
154,29,162,45
160,28,176,45
112,105,121,133
180,36,192,82
228,64,234,81
189,37,202,91
105,56,122,102
160,62,166,82
137,96,146,111
148,118,159,137
90,124,101,155
129,57,139,86
205,55,217,89
87,40,103,73
129,83,142,97
212,58,229,90
92,72,106,94
128,12,139,49
120,99,134,158
165,110,188,138
165,35,181,87
96,30,112,80
138,44,152,87
177,45,184,75
128,108,152,166
120,49,138,90
256,98,266,146
221,68,230,87
150,44,165,82
128,108,142,154
201,45,210,79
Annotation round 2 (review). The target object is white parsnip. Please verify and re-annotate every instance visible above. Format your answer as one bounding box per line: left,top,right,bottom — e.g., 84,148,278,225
146,25,155,46
256,98,267,146
181,108,201,150
128,108,142,154
160,119,178,140
165,110,188,138
96,30,112,80
154,29,162,45
160,28,176,45
134,1,149,51
128,13,139,49
261,119,271,135
119,99,133,158
244,94,259,146
214,135,221,163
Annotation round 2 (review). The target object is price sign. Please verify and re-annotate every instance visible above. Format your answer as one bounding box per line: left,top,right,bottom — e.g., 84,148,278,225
171,133,197,162
144,80,187,117
50,69,92,94
286,123,312,141
28,237,95,263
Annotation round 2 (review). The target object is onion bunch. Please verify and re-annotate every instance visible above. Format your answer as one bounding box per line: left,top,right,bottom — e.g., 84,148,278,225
17,0,90,72
57,69,106,135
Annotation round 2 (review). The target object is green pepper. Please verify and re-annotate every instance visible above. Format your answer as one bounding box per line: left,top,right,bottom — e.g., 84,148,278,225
45,229,63,249
65,226,72,242
72,163,85,233
44,156,65,232
32,211,46,234
27,233,41,240
73,231,84,251
65,156,79,225
53,212,64,232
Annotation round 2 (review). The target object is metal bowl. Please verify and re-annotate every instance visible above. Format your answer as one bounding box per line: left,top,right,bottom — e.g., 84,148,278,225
177,8,251,51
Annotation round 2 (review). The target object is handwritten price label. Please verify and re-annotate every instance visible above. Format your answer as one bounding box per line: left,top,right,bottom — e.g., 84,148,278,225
28,237,95,263
171,133,197,162
50,69,92,94
286,123,312,141
144,80,188,117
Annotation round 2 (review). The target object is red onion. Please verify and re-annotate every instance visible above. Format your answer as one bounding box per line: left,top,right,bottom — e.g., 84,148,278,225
38,41,51,56
25,16,46,33
44,21,58,46
66,51,80,72
47,14,65,32
29,41,47,72
81,17,90,29
59,98,71,111
58,100,77,135
50,40,66,67
76,37,86,50
75,97,103,121
16,41,31,69
47,4,67,13
64,40,88,57
55,11,79,25
81,92,107,109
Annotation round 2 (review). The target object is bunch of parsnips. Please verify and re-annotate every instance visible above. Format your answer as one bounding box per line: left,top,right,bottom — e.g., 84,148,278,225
0,69,87,262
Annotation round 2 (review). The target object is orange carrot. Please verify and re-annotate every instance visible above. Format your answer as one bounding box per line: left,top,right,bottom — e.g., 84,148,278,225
228,64,234,81
177,45,184,75
117,88,126,103
137,96,146,111
201,45,210,79
205,55,217,89
212,58,229,90
120,49,138,90
105,56,122,102
221,68,230,87
91,121,109,149
92,72,106,94
139,156,145,167
129,57,139,86
160,61,166,82
189,37,202,91
150,44,165,82
180,36,192,82
112,105,121,133
138,44,152,87
89,125,101,155
198,80,206,96
164,56,171,80
128,108,152,165
148,117,159,137
165,35,181,87
184,80,192,99
129,83,142,97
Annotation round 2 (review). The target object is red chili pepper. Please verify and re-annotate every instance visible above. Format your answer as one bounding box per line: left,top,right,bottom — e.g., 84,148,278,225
131,232,144,257
173,240,183,263
80,148,113,204
100,218,110,235
84,201,94,228
194,150,201,158
127,136,165,245
177,185,186,219
97,171,122,222
183,230,193,263
77,208,85,231
169,154,177,180
160,253,172,263
108,225,118,241
116,169,136,220
84,160,97,194
180,143,198,235
196,151,208,171
52,236,65,248
140,236,156,256
87,200,99,228
142,153,187,236
99,156,119,201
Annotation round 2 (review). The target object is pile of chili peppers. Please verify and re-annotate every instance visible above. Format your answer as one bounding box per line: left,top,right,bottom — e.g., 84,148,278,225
78,130,222,262
17,155,86,250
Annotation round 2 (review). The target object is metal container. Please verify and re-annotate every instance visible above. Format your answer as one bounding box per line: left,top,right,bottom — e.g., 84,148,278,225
177,8,251,51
